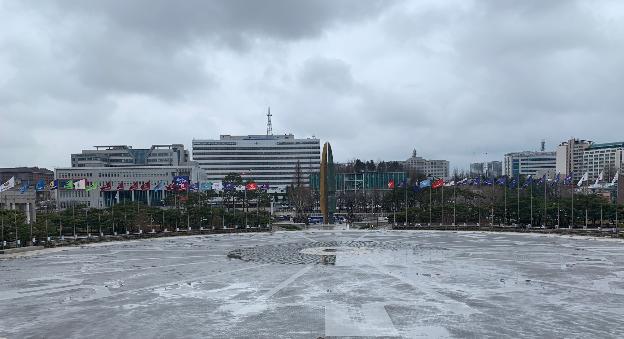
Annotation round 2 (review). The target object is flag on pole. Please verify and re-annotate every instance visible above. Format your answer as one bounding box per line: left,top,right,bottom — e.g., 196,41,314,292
444,180,455,187
85,181,98,191
260,183,270,190
496,177,507,186
141,181,151,191
19,181,29,193
458,178,468,186
412,183,421,192
35,179,46,191
0,177,16,192
432,178,444,189
235,185,246,192
509,178,517,189
419,179,431,189
153,181,164,191
165,183,176,191
189,183,199,192
212,181,224,191
245,182,258,191
612,171,619,185
551,173,561,187
116,182,125,191
74,179,86,190
199,182,212,191
577,172,589,187
100,181,112,191
564,173,573,185
48,180,58,190
63,180,74,190
483,178,493,186
522,175,533,188
594,170,604,186
537,175,546,186
387,179,395,189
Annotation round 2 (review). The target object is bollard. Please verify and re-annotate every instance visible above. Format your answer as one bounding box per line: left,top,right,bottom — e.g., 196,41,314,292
176,228,180,232
16,240,21,247
2,240,6,247
60,235,64,241
32,237,36,244
126,231,129,235
100,232,104,237
46,237,51,242
188,227,191,231
114,232,117,236
139,229,143,234
200,227,204,231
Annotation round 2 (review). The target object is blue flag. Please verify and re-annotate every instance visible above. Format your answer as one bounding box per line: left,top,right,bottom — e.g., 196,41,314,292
35,179,46,191
199,182,212,191
19,181,29,193
419,179,431,189
496,177,507,186
563,173,573,185
523,175,533,188
509,178,518,189
412,183,421,192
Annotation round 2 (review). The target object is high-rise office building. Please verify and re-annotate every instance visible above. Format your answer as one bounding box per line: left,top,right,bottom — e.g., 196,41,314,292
404,150,449,179
503,151,556,177
71,145,190,168
556,139,593,182
192,134,320,187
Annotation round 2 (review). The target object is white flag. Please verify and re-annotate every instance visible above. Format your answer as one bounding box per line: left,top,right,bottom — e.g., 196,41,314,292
74,179,86,190
0,176,15,192
235,185,245,191
612,171,620,184
594,170,604,186
444,180,455,187
211,181,223,191
577,172,588,187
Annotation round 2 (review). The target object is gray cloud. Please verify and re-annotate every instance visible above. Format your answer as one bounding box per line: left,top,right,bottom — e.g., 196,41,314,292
1,0,624,171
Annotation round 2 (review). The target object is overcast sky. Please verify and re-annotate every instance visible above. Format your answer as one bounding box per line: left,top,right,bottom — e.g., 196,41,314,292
1,0,624,171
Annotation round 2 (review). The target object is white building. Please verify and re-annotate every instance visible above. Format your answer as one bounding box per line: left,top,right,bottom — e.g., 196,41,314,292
404,150,449,179
192,134,320,187
55,165,207,209
71,145,190,168
580,142,624,182
503,151,556,177
556,139,593,182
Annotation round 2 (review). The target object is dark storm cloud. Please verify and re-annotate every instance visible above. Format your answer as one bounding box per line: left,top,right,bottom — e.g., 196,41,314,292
1,0,624,171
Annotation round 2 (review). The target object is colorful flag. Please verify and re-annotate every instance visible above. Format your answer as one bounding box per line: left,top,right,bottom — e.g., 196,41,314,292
551,173,561,187
63,180,74,190
246,182,258,191
199,182,212,191
260,183,270,190
116,182,125,191
85,181,98,191
412,183,421,192
153,181,164,191
235,185,245,192
563,173,573,185
19,181,29,193
509,178,518,189
612,171,619,185
129,182,139,191
523,175,533,188
577,172,588,187
0,177,16,192
444,180,455,187
141,181,151,191
74,179,86,190
483,178,493,186
419,179,431,189
189,183,199,192
387,179,395,189
496,177,507,186
165,183,176,191
212,181,224,191
432,178,444,189
594,170,604,186
48,180,58,190
100,182,112,191
537,175,546,186
35,179,46,191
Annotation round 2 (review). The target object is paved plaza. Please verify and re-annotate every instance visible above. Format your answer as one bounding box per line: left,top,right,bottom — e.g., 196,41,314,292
1,230,623,338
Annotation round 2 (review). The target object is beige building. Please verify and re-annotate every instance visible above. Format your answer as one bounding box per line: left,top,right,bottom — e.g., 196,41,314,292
404,150,449,179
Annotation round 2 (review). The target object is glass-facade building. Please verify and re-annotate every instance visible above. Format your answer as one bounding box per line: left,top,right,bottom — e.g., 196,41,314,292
310,172,407,192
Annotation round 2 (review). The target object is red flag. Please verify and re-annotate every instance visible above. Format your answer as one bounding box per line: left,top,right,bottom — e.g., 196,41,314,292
245,182,258,191
116,182,125,191
129,182,139,191
100,182,112,191
165,183,176,191
387,179,395,189
141,181,151,191
432,179,444,189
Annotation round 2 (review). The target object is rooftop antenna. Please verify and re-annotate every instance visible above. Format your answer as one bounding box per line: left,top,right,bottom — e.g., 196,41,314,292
540,139,545,152
266,107,273,136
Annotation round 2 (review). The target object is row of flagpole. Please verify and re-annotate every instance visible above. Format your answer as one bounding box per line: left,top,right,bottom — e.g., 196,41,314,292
386,170,620,227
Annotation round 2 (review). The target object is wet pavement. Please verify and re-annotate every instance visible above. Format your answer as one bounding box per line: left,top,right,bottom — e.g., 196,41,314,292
1,230,623,338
